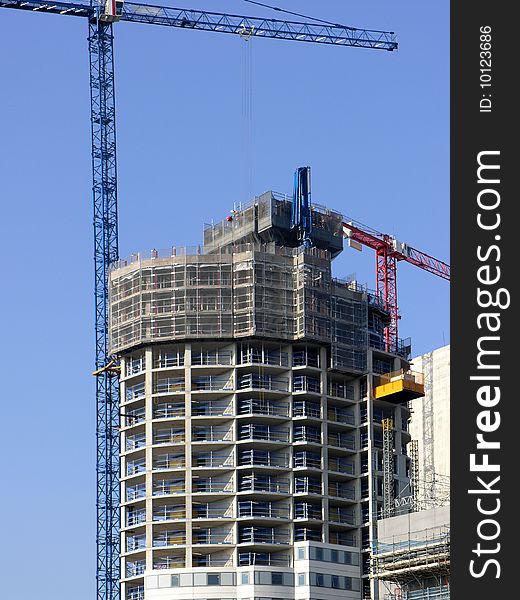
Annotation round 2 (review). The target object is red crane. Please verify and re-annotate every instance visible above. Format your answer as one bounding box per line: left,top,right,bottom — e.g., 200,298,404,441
342,219,450,353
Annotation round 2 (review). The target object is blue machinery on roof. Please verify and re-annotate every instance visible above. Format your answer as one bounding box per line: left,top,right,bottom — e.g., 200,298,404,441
291,166,312,248
0,2,397,600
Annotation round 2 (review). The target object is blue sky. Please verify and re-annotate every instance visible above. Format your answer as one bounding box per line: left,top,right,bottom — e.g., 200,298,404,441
0,1,448,598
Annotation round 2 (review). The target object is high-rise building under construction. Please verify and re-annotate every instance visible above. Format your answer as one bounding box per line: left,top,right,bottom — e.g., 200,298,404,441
108,192,425,600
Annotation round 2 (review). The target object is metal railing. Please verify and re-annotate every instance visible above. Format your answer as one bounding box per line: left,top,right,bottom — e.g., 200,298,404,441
328,484,356,500
153,402,185,418
192,426,233,443
192,375,234,392
328,457,355,475
192,452,234,469
238,501,290,519
239,398,289,417
238,449,289,468
239,527,290,545
327,381,355,400
124,406,146,426
126,534,146,552
152,453,185,470
126,382,146,401
328,432,356,450
192,529,233,545
152,505,186,521
294,478,322,495
292,349,320,368
153,556,185,569
192,349,233,366
294,452,321,469
329,507,356,524
239,475,290,494
152,531,186,546
192,401,233,416
126,433,146,450
126,458,146,476
154,351,184,369
192,505,233,519
328,407,355,425
126,560,145,577
293,375,321,394
238,373,289,392
293,400,321,418
239,424,290,443
294,527,322,541
127,586,145,600
238,552,290,567
239,346,289,367
127,483,146,501
294,503,322,520
154,377,185,394
153,428,185,444
126,356,146,376
127,510,146,526
192,479,234,494
293,426,321,444
152,478,185,496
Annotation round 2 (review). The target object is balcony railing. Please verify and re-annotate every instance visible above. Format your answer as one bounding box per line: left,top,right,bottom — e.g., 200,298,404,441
152,505,186,521
294,503,322,520
127,510,146,527
126,560,145,577
123,406,146,426
238,424,290,443
192,479,234,494
293,452,321,469
328,457,355,475
152,531,186,546
239,475,290,494
294,527,322,541
126,433,146,451
239,527,290,545
192,349,233,366
327,407,356,425
192,375,234,392
152,453,185,470
239,346,289,367
238,373,289,392
293,376,321,394
192,401,233,416
238,552,290,567
329,532,357,547
294,478,322,495
152,478,185,496
328,484,356,500
126,382,145,401
126,356,145,377
292,349,320,368
154,377,185,394
153,402,185,419
293,426,321,444
327,381,355,400
127,534,146,552
154,351,184,369
328,507,356,525
238,398,289,417
192,506,232,519
127,586,145,600
192,426,233,443
238,449,289,469
293,400,321,419
126,459,146,476
127,483,146,501
153,556,185,569
192,530,233,545
328,432,356,450
238,501,290,519
192,452,234,469
153,428,185,445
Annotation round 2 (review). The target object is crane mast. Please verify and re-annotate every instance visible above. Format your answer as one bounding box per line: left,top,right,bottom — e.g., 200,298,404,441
0,3,398,600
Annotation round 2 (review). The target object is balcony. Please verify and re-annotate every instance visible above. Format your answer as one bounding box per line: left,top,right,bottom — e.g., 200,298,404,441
328,457,355,475
192,375,233,392
294,527,322,542
126,382,145,402
238,373,289,393
127,586,144,600
126,356,146,377
239,345,289,368
327,381,355,400
329,507,356,525
127,509,146,527
238,398,289,417
239,475,289,494
192,529,233,545
126,560,145,578
192,348,233,366
239,449,289,469
154,377,185,394
293,375,321,394
153,401,185,419
192,478,234,494
127,483,146,502
192,400,233,417
238,501,290,520
328,432,356,451
293,452,321,469
123,406,145,426
238,552,290,567
152,478,185,496
294,503,322,520
152,453,185,470
329,531,357,547
154,350,184,369
327,407,355,425
238,424,290,443
292,349,320,368
239,526,289,545
193,505,233,519
152,505,186,521
192,426,233,443
328,483,356,501
126,534,146,552
373,369,425,403
293,400,321,419
153,428,185,445
126,433,146,451
152,530,186,546
126,458,146,477
294,478,322,495
153,556,185,569
192,452,234,469
293,425,321,444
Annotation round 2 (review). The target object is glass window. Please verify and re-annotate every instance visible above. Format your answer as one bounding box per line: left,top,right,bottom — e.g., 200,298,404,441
297,547,306,560
241,573,250,585
207,574,221,586
271,572,283,586
171,575,180,587
297,573,306,586
315,573,325,587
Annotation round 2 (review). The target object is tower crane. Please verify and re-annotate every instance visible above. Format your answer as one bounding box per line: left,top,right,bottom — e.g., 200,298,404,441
0,2,398,600
292,166,450,353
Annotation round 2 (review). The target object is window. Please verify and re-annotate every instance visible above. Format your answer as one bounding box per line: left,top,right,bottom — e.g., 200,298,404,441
207,574,221,586
315,574,325,587
297,547,306,560
171,575,180,587
241,573,250,585
271,572,283,586
331,575,340,589
297,574,306,586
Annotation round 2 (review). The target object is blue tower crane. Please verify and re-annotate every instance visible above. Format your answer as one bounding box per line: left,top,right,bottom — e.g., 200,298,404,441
0,2,397,600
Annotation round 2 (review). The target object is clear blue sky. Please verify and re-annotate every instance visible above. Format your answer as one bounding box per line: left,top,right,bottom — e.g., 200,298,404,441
0,2,448,598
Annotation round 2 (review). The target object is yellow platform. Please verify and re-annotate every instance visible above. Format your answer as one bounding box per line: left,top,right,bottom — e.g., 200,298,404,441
374,369,424,403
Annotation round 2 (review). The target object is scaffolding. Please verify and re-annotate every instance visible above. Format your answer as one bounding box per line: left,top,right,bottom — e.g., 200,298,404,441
382,418,394,519
421,351,435,503
372,525,450,600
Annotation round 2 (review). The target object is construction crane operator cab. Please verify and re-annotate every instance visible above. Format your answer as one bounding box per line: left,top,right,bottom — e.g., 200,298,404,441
100,0,124,22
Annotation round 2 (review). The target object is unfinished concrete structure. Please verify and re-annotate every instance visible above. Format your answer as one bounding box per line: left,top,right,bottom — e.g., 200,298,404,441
109,192,425,600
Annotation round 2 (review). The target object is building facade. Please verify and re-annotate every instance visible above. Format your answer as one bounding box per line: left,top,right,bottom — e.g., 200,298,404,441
109,193,423,600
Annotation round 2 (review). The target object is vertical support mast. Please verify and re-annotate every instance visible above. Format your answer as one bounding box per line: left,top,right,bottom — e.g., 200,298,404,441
375,244,398,353
89,10,120,600
382,418,394,518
